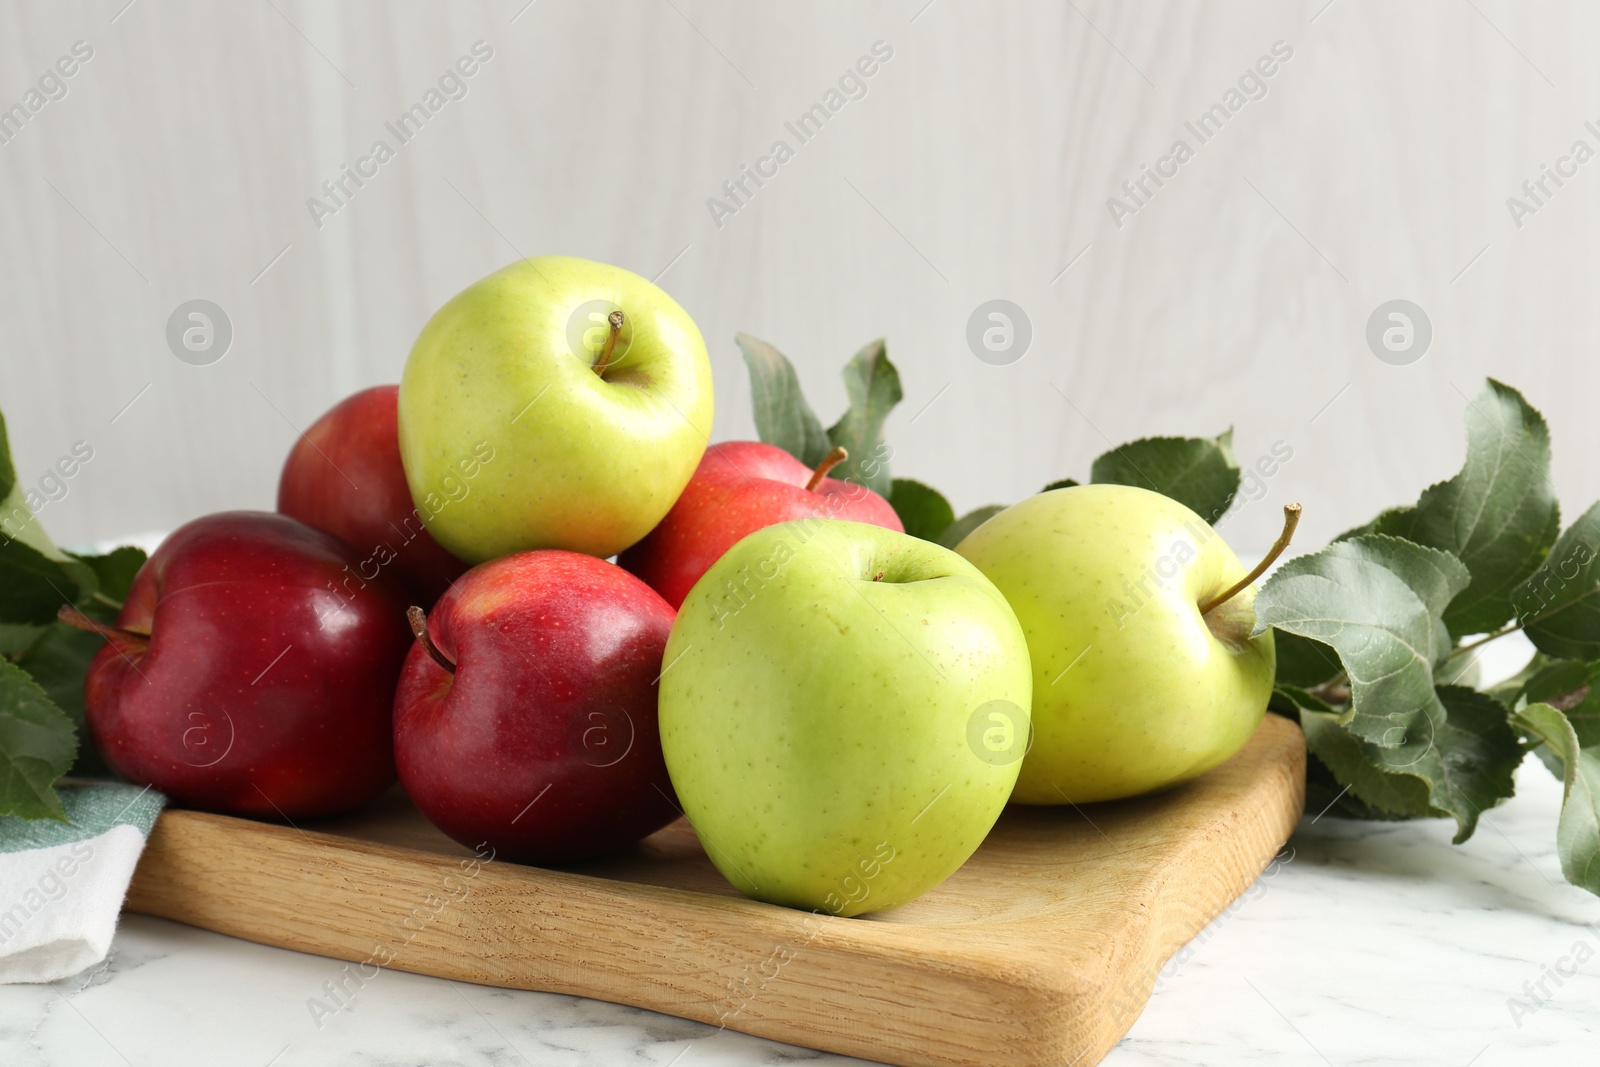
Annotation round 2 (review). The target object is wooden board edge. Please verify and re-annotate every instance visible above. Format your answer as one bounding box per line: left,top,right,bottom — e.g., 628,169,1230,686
123,716,1307,1067
1057,715,1306,1066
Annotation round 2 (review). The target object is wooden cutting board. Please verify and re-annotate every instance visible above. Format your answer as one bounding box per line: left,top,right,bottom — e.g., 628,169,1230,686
124,714,1304,1067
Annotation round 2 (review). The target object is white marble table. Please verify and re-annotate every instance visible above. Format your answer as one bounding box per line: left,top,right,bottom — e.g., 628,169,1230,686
5,637,1598,1066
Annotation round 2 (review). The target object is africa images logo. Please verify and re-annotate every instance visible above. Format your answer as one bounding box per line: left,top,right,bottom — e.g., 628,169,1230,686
306,42,495,229
705,40,894,229
1105,40,1294,229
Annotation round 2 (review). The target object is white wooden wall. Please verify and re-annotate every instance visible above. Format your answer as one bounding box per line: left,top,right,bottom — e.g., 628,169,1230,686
2,0,1597,558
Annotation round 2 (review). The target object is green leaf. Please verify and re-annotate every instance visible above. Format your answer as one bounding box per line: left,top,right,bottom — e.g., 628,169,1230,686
1296,686,1519,840
0,407,71,564
1486,650,1553,707
1261,546,1522,840
0,536,86,626
1299,706,1436,819
1304,746,1423,823
1512,702,1600,896
1335,507,1413,544
1254,534,1469,748
1520,659,1600,748
888,479,955,543
0,406,15,503
68,546,147,616
1273,631,1344,689
825,339,903,495
15,623,112,778
1514,501,1600,660
1270,683,1338,715
1411,686,1522,841
1,482,70,564
1042,478,1080,492
1267,682,1331,722
1434,651,1482,690
1278,681,1429,823
1089,431,1240,524
735,333,832,468
0,622,46,658
939,505,1007,549
0,658,77,821
1373,380,1559,638
1520,658,1597,703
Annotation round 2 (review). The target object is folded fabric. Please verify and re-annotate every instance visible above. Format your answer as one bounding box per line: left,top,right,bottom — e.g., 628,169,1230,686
0,780,166,984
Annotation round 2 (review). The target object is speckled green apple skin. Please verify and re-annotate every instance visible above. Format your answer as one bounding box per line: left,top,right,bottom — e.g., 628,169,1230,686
956,484,1274,804
398,256,714,563
659,519,1032,917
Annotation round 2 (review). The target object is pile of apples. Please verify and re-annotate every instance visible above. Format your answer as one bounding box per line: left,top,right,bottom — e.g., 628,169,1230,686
72,255,1277,918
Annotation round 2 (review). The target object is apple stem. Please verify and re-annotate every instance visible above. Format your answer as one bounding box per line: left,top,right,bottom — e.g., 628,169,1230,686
593,310,625,377
805,446,849,492
54,604,149,645
407,605,456,675
1197,503,1303,617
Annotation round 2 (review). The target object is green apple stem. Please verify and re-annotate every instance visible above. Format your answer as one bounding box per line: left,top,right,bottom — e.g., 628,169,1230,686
1197,503,1302,617
407,605,456,675
805,446,849,492
54,604,149,646
592,310,625,377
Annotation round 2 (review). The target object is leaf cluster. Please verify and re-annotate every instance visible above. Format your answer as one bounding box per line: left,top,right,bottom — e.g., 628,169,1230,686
0,408,146,820
736,334,1242,546
1257,381,1600,894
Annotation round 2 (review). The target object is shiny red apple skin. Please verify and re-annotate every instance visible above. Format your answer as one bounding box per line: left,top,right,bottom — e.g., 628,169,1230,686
393,550,679,864
277,384,468,607
82,511,412,819
619,440,904,608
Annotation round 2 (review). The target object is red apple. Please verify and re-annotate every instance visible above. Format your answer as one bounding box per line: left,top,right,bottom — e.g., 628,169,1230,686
393,550,679,864
72,511,412,819
278,384,468,607
619,441,904,608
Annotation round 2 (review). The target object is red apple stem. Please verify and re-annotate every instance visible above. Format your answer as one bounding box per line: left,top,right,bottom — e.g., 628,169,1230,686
407,605,456,675
1197,503,1302,617
805,446,850,492
55,604,149,645
592,310,625,377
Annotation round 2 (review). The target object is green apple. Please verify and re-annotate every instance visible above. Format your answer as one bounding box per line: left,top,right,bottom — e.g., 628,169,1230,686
398,255,714,562
659,518,1032,917
955,484,1275,804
